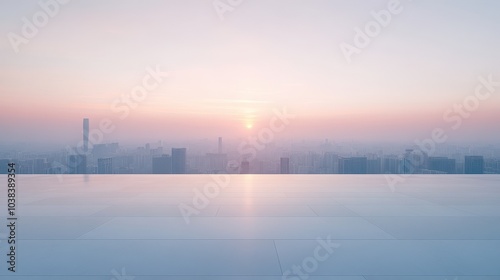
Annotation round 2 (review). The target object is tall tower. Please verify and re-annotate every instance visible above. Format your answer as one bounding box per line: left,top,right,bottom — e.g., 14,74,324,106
83,118,89,153
218,137,222,154
464,156,484,174
171,148,187,174
152,155,172,174
280,157,290,174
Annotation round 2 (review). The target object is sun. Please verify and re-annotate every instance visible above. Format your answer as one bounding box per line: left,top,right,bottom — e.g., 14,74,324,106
246,123,253,129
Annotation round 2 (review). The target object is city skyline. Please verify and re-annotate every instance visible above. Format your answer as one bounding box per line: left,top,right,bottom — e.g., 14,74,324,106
1,117,498,175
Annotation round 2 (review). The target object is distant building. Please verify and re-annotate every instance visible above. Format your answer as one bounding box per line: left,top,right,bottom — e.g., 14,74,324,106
322,152,339,174
68,155,87,174
171,148,187,174
33,158,47,174
0,159,9,174
400,149,427,174
485,158,500,174
339,157,367,174
218,137,223,154
83,118,89,153
18,159,34,174
427,157,456,174
92,143,119,157
464,156,484,174
98,158,113,174
367,158,381,174
280,157,290,174
152,155,172,174
240,160,250,174
205,153,227,173
383,156,399,174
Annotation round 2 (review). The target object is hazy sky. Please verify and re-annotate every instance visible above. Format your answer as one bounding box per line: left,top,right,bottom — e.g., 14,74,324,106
1,0,499,145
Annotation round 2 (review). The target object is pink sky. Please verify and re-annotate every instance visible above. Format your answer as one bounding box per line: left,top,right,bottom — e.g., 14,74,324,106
1,0,499,145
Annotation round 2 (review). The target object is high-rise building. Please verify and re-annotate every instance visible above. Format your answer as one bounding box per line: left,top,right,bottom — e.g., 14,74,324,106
339,157,367,174
240,160,250,174
464,156,484,174
0,159,9,174
97,158,113,174
33,158,47,174
367,158,381,174
68,155,87,174
428,157,456,174
383,156,399,174
322,152,339,174
152,155,172,174
83,118,89,153
205,153,227,173
280,157,290,174
171,148,187,174
400,149,427,174
218,137,223,154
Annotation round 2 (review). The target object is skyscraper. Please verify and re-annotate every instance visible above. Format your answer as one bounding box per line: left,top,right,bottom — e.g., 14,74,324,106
83,118,89,153
240,160,250,174
367,158,382,174
171,148,187,174
465,156,484,174
152,155,172,174
69,155,87,174
33,158,47,174
428,157,456,174
0,159,9,174
339,157,367,174
383,156,399,174
218,137,223,154
280,157,290,174
97,158,113,174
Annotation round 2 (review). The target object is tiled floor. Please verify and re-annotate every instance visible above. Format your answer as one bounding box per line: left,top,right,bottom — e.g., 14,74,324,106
1,174,500,279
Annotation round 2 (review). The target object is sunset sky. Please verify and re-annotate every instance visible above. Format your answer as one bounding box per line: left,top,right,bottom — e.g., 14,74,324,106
1,0,499,145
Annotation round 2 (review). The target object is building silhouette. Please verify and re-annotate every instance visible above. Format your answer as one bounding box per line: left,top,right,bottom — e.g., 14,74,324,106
280,157,290,174
98,158,113,174
171,148,187,174
367,158,381,174
33,158,47,174
322,152,339,174
218,137,223,154
152,154,172,174
383,156,399,174
240,160,250,174
83,118,89,153
68,155,87,174
206,153,227,173
339,157,367,174
0,159,9,174
428,157,456,174
464,156,484,174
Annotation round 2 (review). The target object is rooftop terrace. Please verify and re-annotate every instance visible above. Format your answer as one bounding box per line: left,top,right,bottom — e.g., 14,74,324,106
1,175,500,279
